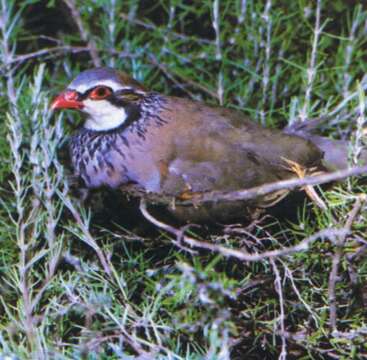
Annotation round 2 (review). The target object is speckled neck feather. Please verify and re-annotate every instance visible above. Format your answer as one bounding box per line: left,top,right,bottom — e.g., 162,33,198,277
69,93,167,189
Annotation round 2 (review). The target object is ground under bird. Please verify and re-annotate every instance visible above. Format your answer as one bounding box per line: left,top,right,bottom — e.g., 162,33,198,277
51,67,366,222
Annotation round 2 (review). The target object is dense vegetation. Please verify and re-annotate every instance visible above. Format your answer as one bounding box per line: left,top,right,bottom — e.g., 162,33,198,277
0,0,366,358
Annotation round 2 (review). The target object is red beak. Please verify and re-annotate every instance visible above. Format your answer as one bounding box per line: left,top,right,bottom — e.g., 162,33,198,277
51,90,84,110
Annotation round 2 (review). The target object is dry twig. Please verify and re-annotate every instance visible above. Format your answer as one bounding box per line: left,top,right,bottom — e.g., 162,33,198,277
148,54,219,100
123,165,367,208
63,0,101,67
270,259,287,360
139,199,346,262
192,166,367,205
120,13,214,45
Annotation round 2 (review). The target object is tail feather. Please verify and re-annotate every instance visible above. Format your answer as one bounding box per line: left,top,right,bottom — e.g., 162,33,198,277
306,135,367,170
285,121,367,170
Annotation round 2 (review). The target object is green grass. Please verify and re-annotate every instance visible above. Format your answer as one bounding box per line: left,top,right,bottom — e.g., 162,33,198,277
0,0,366,358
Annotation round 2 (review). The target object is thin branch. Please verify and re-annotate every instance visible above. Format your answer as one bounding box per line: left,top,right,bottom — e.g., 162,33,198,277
7,45,89,64
270,259,287,360
60,193,112,276
342,6,363,97
1,46,137,70
124,165,367,207
260,0,272,125
181,165,367,205
140,199,346,262
63,0,101,66
148,54,219,100
1,0,37,350
120,12,214,45
299,0,323,121
328,194,366,331
281,261,320,327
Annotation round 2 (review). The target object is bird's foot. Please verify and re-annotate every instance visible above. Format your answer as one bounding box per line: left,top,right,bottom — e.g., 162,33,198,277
177,190,202,208
282,157,327,210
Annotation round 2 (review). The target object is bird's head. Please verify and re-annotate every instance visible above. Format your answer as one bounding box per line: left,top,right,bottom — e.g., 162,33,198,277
51,67,147,131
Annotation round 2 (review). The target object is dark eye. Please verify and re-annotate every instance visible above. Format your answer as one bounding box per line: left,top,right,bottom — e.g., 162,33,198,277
89,86,112,100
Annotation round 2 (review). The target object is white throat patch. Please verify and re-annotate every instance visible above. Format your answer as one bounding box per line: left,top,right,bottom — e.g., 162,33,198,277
83,99,127,131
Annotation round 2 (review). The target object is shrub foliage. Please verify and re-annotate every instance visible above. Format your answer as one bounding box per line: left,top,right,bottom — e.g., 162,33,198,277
0,0,366,358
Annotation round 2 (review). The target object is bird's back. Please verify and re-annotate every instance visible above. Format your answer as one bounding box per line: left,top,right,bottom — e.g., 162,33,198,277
152,96,324,195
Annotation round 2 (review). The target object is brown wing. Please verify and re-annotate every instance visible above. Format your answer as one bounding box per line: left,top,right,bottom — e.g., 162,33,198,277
156,96,324,200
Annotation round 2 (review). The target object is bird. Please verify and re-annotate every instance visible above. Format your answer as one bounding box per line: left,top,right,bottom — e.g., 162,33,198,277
51,67,366,222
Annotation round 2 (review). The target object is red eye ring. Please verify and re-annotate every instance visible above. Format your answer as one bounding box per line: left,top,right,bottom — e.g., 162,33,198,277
89,86,112,100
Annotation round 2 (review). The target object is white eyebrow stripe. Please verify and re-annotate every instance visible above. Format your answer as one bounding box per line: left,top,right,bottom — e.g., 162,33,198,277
70,80,134,93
